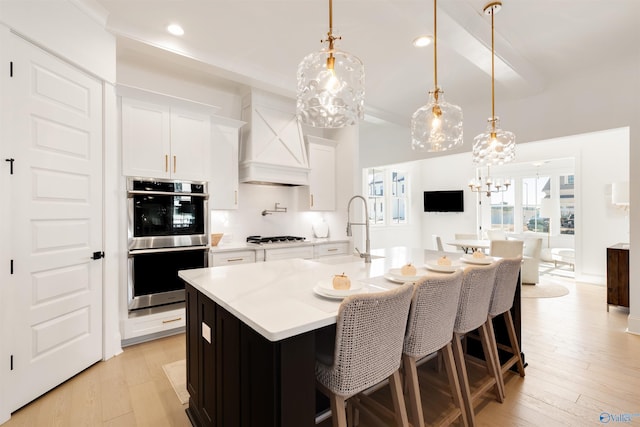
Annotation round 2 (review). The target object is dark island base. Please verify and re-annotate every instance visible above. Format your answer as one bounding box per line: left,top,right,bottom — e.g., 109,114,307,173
184,277,524,426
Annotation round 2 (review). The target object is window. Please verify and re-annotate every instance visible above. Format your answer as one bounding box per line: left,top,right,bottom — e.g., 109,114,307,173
559,174,575,234
489,180,515,231
367,168,385,224
365,167,409,225
391,172,407,224
522,175,550,233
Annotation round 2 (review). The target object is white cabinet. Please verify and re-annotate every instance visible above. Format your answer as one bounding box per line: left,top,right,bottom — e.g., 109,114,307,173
264,245,314,262
121,97,211,181
210,118,245,210
314,242,349,258
210,249,257,266
123,307,186,342
298,136,337,211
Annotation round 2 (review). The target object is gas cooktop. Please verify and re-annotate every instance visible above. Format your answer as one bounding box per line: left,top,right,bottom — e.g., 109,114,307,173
246,235,306,245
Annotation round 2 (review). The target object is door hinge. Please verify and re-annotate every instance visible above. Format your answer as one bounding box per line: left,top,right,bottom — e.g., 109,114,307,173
92,251,105,260
9,61,13,77
10,259,13,274
5,158,15,174
10,355,13,370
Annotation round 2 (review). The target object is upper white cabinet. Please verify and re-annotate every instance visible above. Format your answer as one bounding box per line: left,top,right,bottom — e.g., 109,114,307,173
210,117,245,210
121,97,211,181
298,136,337,211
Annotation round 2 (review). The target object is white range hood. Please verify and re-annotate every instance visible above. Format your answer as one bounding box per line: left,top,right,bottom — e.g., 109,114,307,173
239,90,310,186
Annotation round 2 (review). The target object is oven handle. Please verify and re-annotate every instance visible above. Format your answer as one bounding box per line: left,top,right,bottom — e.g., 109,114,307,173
127,190,209,198
129,246,210,255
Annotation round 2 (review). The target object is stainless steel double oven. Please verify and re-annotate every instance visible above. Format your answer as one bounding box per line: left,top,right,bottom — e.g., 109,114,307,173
127,178,208,311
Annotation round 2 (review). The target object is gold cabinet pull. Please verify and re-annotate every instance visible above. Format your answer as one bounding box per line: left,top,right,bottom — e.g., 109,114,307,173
328,248,338,252
165,154,169,172
162,317,183,324
234,190,238,205
227,258,244,262
310,194,314,207
173,155,177,173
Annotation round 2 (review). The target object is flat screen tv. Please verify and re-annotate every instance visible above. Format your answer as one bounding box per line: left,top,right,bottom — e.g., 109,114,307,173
423,190,464,212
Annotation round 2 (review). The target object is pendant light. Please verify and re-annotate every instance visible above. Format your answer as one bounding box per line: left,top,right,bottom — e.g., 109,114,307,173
411,0,463,152
472,1,515,165
296,0,365,128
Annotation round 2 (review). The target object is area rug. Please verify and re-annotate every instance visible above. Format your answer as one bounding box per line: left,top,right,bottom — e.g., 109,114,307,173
521,280,570,298
162,359,189,404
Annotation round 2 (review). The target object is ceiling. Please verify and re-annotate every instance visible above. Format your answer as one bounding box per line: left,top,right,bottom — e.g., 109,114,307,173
93,0,640,127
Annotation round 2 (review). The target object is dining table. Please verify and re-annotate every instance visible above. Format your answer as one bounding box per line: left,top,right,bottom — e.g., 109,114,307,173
447,238,492,254
179,246,523,427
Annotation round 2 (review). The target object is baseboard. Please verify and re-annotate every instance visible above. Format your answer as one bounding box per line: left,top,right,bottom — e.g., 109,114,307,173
121,326,185,347
626,314,640,335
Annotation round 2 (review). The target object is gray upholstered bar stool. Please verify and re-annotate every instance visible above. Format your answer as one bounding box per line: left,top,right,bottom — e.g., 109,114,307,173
452,263,503,426
315,284,414,427
402,270,468,427
486,256,526,399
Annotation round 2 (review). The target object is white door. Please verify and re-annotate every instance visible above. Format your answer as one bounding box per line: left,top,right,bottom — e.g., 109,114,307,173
3,33,103,411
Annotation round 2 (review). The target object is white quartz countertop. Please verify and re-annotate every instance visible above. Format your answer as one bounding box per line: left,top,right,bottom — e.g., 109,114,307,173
179,247,466,341
209,238,349,253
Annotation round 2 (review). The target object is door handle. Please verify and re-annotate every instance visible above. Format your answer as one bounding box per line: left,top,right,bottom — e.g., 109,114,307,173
91,251,105,260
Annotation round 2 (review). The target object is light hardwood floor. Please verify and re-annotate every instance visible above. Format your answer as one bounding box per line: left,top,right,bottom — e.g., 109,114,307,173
4,272,640,426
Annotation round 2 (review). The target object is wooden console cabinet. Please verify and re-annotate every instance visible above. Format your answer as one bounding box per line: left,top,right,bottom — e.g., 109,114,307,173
607,243,629,310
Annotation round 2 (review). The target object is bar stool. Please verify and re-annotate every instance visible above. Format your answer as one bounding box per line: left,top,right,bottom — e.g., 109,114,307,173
452,263,503,426
315,284,414,427
402,270,468,427
486,256,526,398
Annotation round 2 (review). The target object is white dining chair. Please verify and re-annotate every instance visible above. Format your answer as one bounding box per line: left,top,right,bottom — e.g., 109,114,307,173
432,234,444,251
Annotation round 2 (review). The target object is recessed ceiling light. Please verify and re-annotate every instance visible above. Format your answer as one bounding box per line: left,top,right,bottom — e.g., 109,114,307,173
412,35,433,48
167,24,184,36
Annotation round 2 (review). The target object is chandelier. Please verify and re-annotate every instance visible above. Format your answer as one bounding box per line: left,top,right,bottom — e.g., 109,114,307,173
411,0,463,152
472,1,515,165
469,165,510,197
296,0,365,128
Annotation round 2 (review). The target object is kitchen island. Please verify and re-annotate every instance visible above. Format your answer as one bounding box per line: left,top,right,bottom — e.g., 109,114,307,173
179,247,523,427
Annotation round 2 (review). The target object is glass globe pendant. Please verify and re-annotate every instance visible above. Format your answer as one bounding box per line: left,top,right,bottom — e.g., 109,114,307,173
411,0,463,152
411,89,463,151
472,1,516,165
472,117,515,165
296,0,364,128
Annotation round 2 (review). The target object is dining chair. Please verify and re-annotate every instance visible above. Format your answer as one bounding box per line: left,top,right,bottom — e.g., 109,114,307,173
315,284,414,427
432,234,444,251
486,229,507,240
402,270,468,427
452,262,503,426
489,239,523,258
485,256,526,399
522,237,543,284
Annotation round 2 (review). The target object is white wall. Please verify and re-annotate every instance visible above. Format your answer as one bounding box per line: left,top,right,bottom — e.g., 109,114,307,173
363,128,628,283
0,0,115,83
366,160,424,251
